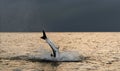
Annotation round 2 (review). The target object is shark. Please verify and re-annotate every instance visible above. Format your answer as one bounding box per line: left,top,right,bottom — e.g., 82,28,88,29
41,30,60,58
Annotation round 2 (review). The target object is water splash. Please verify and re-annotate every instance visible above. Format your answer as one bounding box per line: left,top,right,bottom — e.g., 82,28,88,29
28,46,85,62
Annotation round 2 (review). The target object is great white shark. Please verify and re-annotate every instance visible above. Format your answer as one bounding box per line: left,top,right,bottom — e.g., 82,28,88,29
41,30,60,58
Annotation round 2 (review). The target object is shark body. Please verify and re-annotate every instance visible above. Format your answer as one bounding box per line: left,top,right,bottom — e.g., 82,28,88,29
41,30,60,58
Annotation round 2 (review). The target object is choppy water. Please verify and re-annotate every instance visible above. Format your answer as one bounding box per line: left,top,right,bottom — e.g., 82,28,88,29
0,46,85,71
7,46,85,62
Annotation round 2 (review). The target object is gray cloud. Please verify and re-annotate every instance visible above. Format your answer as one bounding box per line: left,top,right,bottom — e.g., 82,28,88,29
0,0,120,32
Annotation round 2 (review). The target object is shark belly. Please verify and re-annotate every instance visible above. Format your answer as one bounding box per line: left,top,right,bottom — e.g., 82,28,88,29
45,38,60,58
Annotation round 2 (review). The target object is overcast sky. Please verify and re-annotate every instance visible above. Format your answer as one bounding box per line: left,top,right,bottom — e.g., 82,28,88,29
0,0,120,32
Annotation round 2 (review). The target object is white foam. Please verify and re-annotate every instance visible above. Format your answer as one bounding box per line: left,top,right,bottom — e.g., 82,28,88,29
28,51,84,62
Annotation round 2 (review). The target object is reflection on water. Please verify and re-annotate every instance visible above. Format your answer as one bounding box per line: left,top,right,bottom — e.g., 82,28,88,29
37,62,83,71
0,45,85,71
39,62,61,71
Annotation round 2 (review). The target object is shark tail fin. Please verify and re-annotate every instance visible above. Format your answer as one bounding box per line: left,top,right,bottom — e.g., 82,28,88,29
41,30,47,39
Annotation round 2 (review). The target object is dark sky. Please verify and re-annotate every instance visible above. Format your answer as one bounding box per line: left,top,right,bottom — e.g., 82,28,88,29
0,0,120,32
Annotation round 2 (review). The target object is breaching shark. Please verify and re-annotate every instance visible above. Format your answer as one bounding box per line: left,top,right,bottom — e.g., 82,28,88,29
41,30,60,58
